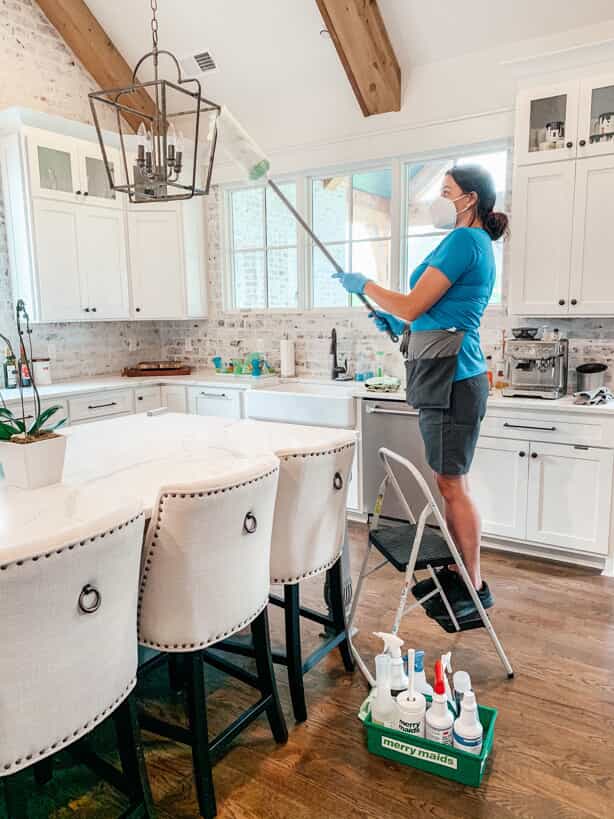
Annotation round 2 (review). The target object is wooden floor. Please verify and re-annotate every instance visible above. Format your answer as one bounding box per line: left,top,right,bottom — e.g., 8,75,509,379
8,523,614,819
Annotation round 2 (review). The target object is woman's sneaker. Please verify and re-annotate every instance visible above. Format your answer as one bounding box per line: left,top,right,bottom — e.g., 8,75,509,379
426,579,494,620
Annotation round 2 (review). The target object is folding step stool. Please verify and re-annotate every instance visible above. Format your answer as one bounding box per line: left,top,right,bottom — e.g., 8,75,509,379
348,447,514,686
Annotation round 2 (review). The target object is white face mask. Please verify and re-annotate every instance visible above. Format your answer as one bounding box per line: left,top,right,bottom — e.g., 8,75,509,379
430,193,472,230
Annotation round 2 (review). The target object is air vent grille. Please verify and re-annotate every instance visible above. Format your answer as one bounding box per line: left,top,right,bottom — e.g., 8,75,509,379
194,51,216,72
179,50,217,78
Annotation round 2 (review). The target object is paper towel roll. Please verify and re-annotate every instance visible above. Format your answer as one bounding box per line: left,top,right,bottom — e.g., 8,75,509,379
280,339,295,378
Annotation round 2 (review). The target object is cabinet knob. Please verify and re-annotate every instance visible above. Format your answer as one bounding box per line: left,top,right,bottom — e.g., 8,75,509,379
558,299,566,306
571,299,578,306
75,190,82,195
137,396,143,401
579,139,587,147
531,452,538,459
135,307,141,312
83,191,89,196
519,451,526,458
566,141,573,148
91,306,97,312
84,307,90,312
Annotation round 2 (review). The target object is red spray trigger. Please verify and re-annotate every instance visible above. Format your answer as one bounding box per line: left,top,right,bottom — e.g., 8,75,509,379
433,659,445,695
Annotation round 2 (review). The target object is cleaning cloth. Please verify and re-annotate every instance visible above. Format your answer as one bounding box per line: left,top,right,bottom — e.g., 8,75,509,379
364,376,401,393
573,386,614,405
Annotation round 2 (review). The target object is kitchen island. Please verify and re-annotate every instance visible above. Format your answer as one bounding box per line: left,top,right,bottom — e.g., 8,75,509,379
0,413,356,564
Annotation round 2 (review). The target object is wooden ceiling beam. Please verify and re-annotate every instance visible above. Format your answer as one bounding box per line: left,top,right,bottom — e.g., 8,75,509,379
36,0,156,131
315,0,401,116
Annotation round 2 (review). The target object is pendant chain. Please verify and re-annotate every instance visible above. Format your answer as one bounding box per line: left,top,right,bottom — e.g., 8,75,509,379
150,0,158,50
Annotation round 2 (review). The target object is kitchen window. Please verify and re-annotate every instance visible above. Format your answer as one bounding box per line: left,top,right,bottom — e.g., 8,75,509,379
228,181,298,309
310,167,392,308
404,149,509,304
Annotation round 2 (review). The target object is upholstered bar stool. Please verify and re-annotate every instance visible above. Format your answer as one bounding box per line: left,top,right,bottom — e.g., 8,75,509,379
0,509,153,819
218,434,357,723
136,455,287,819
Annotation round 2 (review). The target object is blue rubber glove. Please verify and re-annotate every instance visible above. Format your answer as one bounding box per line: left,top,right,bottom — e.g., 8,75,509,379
369,311,406,337
332,271,370,295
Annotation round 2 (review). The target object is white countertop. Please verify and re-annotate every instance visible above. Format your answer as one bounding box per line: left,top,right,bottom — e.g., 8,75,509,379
4,371,614,416
0,413,357,562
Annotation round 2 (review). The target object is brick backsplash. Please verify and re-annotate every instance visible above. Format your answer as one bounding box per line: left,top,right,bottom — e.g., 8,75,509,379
2,0,614,387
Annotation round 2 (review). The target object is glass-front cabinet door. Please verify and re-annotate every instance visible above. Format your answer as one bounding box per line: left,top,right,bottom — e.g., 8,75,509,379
578,74,614,158
514,82,579,166
77,140,122,208
26,128,80,201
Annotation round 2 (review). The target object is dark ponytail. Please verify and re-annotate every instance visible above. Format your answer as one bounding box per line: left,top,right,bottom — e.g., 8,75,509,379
447,164,509,241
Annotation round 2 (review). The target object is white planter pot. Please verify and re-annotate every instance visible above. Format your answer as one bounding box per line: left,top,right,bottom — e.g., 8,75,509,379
0,434,67,489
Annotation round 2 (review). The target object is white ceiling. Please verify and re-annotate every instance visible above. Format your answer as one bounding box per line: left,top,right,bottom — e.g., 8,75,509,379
83,0,614,151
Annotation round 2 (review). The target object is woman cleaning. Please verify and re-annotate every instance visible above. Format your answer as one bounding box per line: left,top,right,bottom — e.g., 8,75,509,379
334,164,509,622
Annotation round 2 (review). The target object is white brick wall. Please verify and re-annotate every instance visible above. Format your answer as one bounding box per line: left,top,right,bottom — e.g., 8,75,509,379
0,0,159,378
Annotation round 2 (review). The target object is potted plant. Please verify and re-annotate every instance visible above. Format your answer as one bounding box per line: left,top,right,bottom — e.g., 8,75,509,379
0,300,67,489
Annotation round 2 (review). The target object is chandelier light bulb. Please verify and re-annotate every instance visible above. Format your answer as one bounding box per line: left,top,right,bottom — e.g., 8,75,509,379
167,122,177,149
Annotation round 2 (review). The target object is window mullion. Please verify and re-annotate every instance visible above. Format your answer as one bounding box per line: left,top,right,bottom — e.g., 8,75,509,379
347,173,353,308
263,186,269,309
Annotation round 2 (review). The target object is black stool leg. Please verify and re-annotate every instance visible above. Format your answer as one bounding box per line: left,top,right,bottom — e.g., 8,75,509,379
114,693,155,819
284,582,307,723
3,774,28,819
251,609,288,744
185,650,216,819
33,757,52,786
327,558,355,672
168,654,186,692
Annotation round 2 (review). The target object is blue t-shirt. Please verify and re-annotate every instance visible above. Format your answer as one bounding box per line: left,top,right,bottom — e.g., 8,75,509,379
409,227,495,381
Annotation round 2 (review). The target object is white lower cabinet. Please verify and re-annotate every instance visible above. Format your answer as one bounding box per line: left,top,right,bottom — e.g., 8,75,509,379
188,386,242,419
526,442,613,555
471,437,528,539
475,434,613,556
161,385,187,413
134,386,163,413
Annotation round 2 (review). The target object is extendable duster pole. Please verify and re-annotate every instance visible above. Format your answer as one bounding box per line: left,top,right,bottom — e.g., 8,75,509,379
216,107,399,344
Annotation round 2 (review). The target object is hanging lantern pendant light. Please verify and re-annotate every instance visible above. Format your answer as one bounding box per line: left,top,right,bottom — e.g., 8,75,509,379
89,0,220,203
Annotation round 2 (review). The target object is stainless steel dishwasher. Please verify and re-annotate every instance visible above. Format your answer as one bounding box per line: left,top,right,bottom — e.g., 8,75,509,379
362,398,442,519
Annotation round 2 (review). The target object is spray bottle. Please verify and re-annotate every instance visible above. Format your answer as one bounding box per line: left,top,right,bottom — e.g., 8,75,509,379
374,632,408,694
425,660,454,745
453,690,483,755
371,653,399,729
441,652,456,715
396,649,426,737
452,670,472,714
413,650,433,697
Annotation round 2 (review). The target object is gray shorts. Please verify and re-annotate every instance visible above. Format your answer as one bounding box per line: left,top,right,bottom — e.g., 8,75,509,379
418,373,488,476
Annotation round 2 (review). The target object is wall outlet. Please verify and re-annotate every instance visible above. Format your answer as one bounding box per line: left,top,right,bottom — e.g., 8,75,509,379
184,337,193,352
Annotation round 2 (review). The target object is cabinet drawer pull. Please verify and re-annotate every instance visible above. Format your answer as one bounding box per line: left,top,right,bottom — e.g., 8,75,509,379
558,299,565,306
570,299,577,306
87,401,118,410
566,141,573,148
200,392,229,399
519,451,526,458
579,139,587,147
503,422,556,432
531,452,538,459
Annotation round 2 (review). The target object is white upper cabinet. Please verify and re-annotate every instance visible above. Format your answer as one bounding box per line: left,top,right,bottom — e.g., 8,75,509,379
577,73,614,159
77,206,130,319
510,161,575,315
515,74,614,166
515,81,579,166
32,199,84,321
569,155,614,315
0,116,208,322
128,208,185,319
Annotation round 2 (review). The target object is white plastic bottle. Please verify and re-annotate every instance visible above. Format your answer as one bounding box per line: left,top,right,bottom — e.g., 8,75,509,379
453,691,483,755
374,632,408,694
425,660,453,745
371,654,399,729
413,650,434,697
453,670,472,714
396,649,425,737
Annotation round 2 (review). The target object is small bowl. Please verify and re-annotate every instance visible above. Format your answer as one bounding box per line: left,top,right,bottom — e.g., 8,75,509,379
511,327,540,340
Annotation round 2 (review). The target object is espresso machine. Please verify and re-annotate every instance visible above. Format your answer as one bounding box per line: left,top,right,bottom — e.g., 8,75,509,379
502,338,569,399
